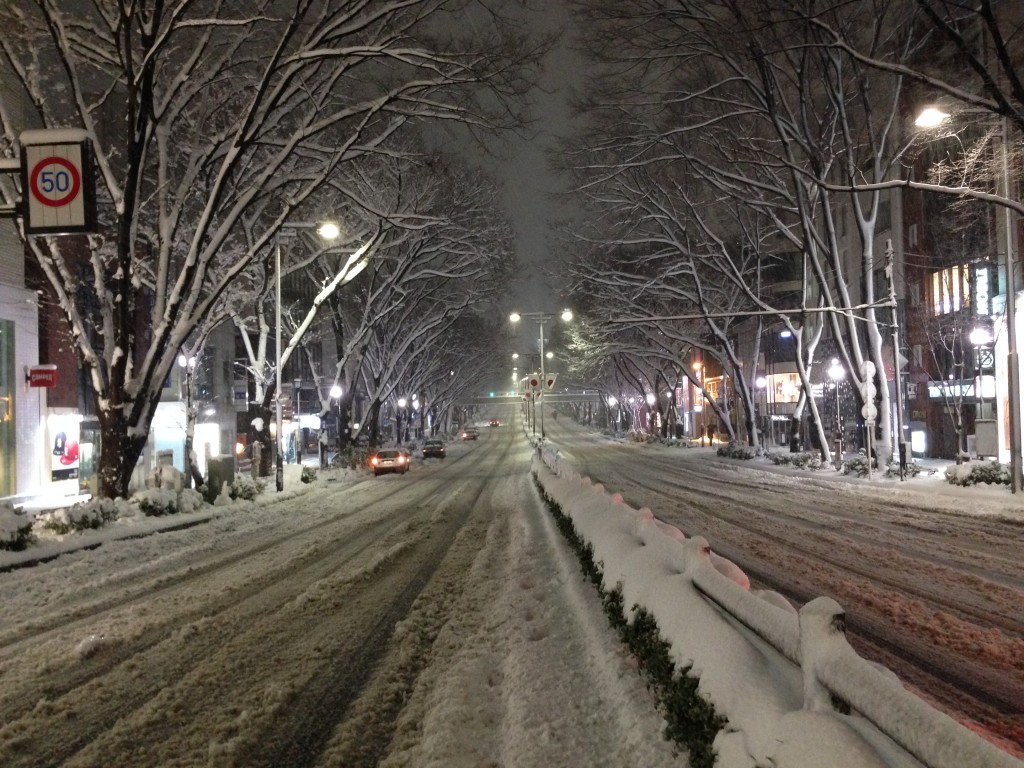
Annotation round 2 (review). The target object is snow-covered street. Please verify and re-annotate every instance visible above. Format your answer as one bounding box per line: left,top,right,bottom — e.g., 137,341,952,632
3,409,1024,766
542,412,1024,757
0,424,681,768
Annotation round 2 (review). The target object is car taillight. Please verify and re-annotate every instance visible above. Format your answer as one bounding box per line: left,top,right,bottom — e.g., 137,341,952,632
370,457,379,465
398,456,407,464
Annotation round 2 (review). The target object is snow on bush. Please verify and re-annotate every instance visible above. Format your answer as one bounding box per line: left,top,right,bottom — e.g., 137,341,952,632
945,460,1009,487
36,497,130,535
134,488,179,516
0,502,34,551
133,487,207,516
717,442,756,460
230,474,265,501
768,451,824,470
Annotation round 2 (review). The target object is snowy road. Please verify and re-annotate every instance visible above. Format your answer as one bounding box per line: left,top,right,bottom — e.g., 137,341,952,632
0,421,681,768
541,413,1024,757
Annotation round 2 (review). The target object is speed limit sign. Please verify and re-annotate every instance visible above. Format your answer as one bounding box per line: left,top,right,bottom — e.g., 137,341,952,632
19,130,96,234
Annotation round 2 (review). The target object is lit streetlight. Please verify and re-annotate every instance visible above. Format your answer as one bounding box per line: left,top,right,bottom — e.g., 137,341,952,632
509,309,573,437
276,221,339,490
971,326,994,424
827,358,846,467
397,397,408,445
755,375,769,447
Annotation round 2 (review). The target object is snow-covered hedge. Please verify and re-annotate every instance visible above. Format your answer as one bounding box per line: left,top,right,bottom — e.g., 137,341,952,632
35,497,133,535
229,474,265,501
945,460,1009,487
133,487,205,516
716,442,756,460
768,450,824,470
0,503,34,551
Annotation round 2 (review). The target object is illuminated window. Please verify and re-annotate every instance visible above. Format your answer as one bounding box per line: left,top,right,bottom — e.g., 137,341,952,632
930,265,970,316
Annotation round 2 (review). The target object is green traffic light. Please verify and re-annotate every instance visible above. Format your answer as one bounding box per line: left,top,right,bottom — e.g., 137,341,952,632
489,391,495,397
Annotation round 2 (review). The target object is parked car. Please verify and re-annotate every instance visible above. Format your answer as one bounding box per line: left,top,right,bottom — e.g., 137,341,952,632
369,449,409,476
488,419,500,427
460,427,480,441
422,439,446,459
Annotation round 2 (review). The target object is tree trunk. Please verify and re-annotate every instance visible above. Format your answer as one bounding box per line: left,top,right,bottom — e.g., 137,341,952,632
249,400,275,478
96,412,149,500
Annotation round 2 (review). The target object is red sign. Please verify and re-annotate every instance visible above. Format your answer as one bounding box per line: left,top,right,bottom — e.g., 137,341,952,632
28,365,58,388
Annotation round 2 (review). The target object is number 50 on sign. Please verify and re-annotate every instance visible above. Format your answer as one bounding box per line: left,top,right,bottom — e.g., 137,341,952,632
19,134,96,235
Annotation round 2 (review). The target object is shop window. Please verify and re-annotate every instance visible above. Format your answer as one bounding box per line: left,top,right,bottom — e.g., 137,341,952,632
930,265,970,316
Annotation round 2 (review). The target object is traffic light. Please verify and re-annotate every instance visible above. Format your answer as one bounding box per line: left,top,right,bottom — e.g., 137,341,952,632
489,391,495,397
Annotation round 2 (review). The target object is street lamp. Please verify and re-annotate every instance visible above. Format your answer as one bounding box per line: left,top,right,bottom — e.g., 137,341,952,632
693,360,705,445
324,384,342,467
915,108,1021,492
178,353,198,488
827,358,845,467
509,309,573,438
276,220,340,490
755,375,768,446
397,397,408,444
971,326,994,421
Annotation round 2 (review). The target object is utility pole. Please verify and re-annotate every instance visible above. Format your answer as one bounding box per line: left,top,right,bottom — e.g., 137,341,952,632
998,117,1022,493
886,242,908,480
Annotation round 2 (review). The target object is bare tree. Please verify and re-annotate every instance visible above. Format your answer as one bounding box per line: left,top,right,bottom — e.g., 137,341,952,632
560,0,942,463
0,0,537,497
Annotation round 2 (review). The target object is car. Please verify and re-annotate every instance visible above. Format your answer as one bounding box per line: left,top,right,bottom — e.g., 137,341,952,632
488,419,500,427
460,427,480,441
422,439,446,459
369,449,409,476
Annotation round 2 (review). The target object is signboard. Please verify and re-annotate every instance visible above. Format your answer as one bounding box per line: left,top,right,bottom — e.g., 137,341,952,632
19,130,96,234
49,413,81,482
27,364,57,388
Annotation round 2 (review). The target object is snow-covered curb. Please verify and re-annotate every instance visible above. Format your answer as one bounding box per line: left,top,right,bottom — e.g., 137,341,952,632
531,452,1023,768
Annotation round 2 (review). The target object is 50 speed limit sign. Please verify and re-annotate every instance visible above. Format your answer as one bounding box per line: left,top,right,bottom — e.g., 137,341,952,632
31,156,81,208
19,133,96,234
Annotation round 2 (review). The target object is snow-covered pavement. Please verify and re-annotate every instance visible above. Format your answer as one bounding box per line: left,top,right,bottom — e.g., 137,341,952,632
2,410,1023,767
0,427,682,768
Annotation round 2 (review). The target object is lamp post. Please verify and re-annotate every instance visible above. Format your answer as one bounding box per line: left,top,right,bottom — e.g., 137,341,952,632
827,358,845,468
510,309,572,438
178,353,198,488
322,384,342,468
396,397,407,444
693,360,705,445
970,326,993,420
293,377,302,465
275,221,340,491
755,375,768,446
916,108,1021,492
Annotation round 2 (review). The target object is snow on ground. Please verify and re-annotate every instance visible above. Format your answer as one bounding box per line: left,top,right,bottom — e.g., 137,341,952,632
1,423,1022,768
